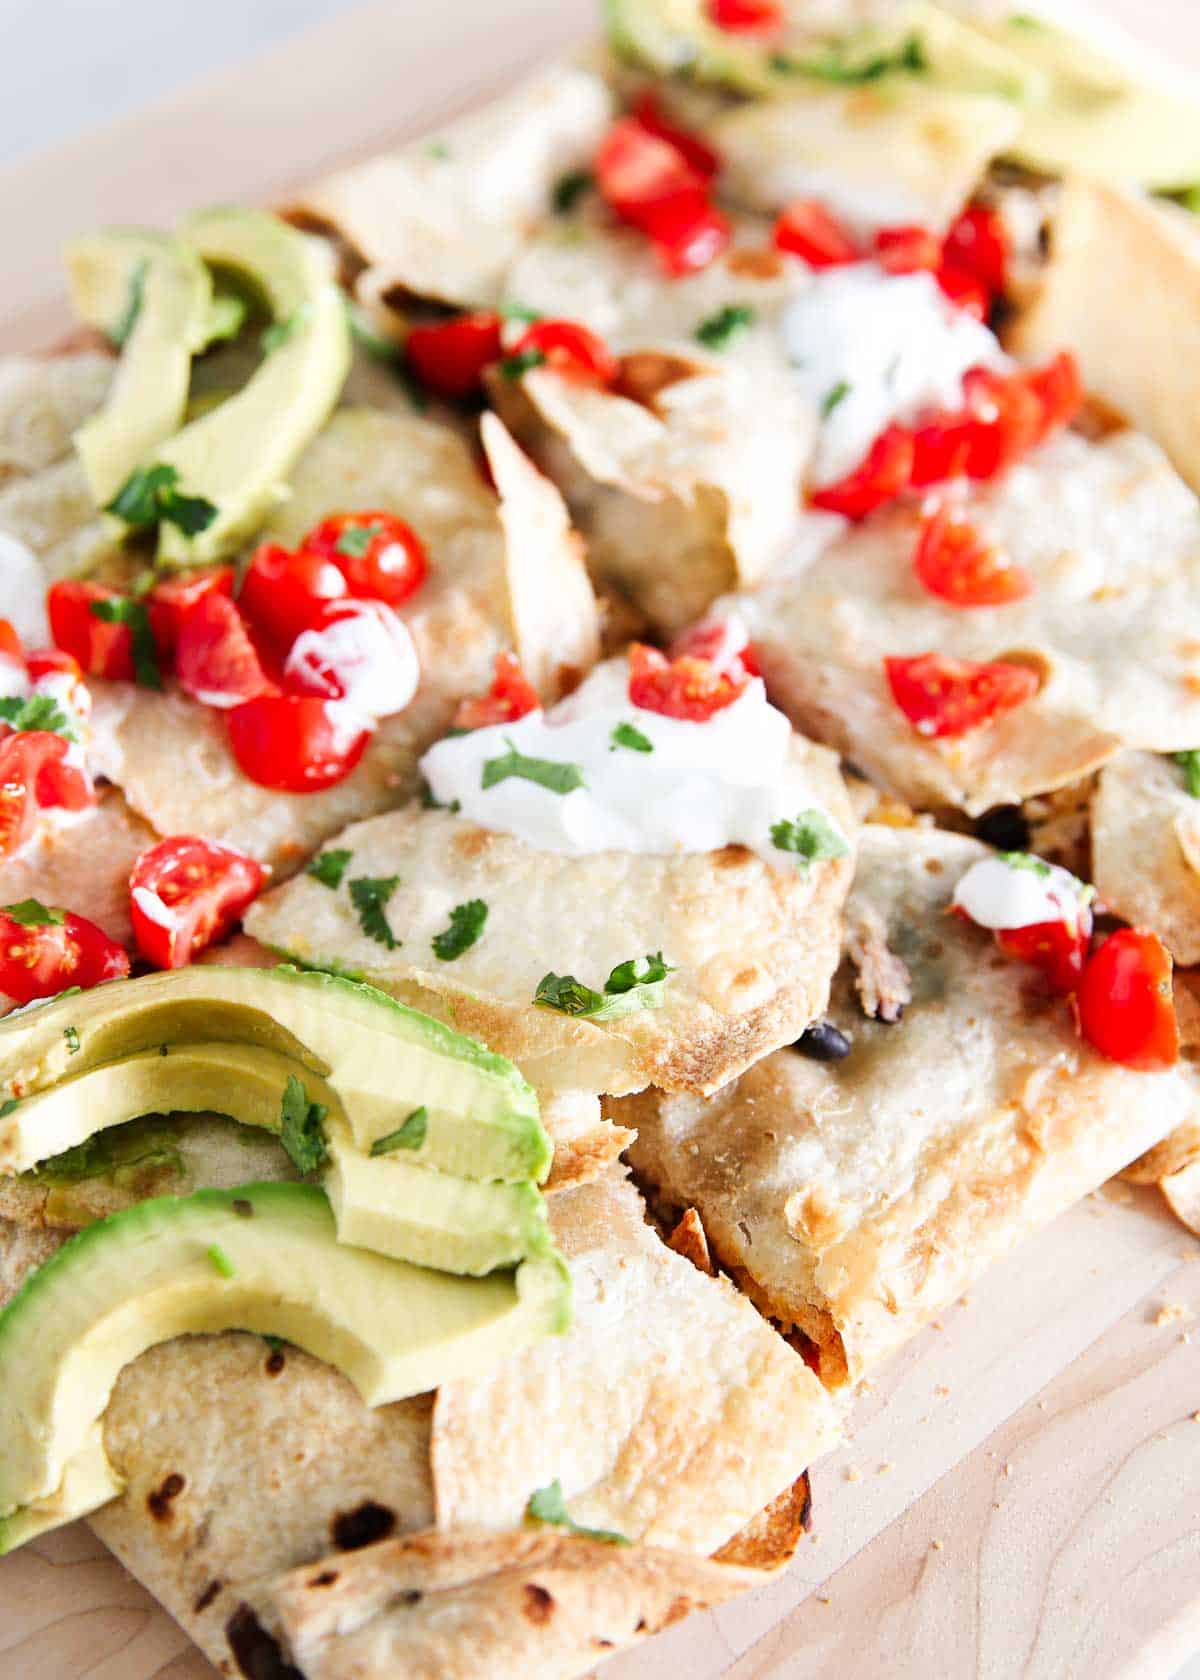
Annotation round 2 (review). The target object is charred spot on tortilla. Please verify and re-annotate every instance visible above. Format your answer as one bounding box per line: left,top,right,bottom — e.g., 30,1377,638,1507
331,1500,397,1551
225,1605,303,1680
193,1580,222,1614
264,1348,286,1376
147,1471,186,1522
523,1582,556,1623
308,1569,339,1588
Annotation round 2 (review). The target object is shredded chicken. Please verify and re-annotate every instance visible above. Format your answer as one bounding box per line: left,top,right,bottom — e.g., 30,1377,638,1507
845,900,912,1024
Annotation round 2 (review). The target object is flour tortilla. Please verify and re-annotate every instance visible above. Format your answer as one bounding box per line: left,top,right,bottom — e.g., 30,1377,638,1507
617,825,1200,1386
0,787,154,955
246,742,855,1098
290,65,613,312
238,1527,762,1680
1091,751,1200,967
433,1170,841,1553
89,409,596,873
738,428,1200,815
0,352,112,486
1009,178,1200,497
1161,1159,1200,1237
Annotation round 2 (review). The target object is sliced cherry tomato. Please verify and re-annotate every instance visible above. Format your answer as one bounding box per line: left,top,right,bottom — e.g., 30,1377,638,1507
654,200,732,276
174,592,275,710
453,651,541,731
943,204,1009,300
227,694,370,792
873,225,941,275
1076,928,1179,1072
595,119,729,274
145,567,235,656
300,512,429,609
284,599,419,717
884,651,1039,739
996,920,1091,997
627,641,747,721
239,543,349,648
510,320,618,384
670,616,759,679
960,365,1045,480
405,312,503,399
47,580,139,682
935,263,990,320
910,409,974,488
0,904,128,1005
810,424,915,520
707,0,785,30
1026,349,1084,445
24,648,82,685
0,732,94,859
913,506,1034,608
630,91,720,178
129,834,265,970
0,621,23,665
773,200,861,269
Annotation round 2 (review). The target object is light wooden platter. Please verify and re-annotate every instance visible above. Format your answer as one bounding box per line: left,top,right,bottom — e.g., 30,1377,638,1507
1,4,1198,1677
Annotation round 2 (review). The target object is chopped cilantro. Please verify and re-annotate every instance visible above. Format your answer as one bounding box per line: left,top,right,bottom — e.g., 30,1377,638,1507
334,523,384,560
998,850,1052,878
609,721,653,754
207,1243,236,1279
88,596,163,689
4,899,66,927
535,952,675,1021
695,304,755,350
369,1107,429,1155
349,875,401,949
770,31,926,83
497,348,548,381
604,951,673,994
770,811,848,871
481,739,585,796
0,693,76,740
307,849,352,889
63,1026,80,1056
279,1074,329,1174
552,169,593,214
821,380,851,419
111,259,148,348
419,778,460,812
0,1098,19,1120
1175,750,1200,798
105,463,218,541
261,305,312,354
432,899,488,961
525,1480,630,1546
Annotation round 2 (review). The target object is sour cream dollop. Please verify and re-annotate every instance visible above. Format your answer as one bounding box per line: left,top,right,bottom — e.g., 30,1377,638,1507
779,266,1008,484
953,854,1092,934
420,658,844,867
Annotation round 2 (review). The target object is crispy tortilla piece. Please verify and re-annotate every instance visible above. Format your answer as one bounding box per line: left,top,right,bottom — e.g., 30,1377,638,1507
1162,1159,1200,1237
1092,751,1200,967
88,409,596,872
246,746,854,1098
739,429,1200,815
1009,181,1200,495
538,1090,633,1194
433,1170,841,1552
0,352,112,486
711,1471,812,1570
238,1526,761,1680
616,826,1200,1387
290,66,613,311
0,787,154,954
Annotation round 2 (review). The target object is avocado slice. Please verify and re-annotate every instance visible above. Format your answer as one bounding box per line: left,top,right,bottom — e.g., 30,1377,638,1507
65,230,214,505
0,1182,571,1551
0,966,551,1184
147,207,351,565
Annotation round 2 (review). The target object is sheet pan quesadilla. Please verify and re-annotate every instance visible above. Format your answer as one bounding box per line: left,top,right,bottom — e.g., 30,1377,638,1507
2,0,1200,1673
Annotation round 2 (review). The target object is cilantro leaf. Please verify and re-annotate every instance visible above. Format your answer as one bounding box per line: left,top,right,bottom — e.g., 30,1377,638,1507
0,693,76,740
432,899,488,961
481,739,585,796
0,1098,20,1120
998,850,1052,878
207,1243,236,1279
526,1480,630,1546
88,596,164,689
307,849,352,889
604,951,673,994
609,721,653,754
334,523,384,560
552,169,593,214
770,31,926,83
821,380,851,419
279,1074,329,1174
498,348,548,381
770,811,848,871
349,875,401,949
261,304,312,354
111,259,148,348
369,1107,429,1155
534,952,675,1020
534,973,607,1017
1175,750,1200,798
499,301,542,324
695,304,755,350
4,899,65,927
105,463,218,540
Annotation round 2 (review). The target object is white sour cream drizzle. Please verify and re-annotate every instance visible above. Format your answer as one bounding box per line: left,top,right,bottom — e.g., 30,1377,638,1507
778,266,1009,484
953,855,1092,935
420,658,843,867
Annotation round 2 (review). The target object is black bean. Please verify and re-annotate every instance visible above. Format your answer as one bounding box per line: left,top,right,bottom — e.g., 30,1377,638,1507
793,1021,851,1061
974,804,1031,852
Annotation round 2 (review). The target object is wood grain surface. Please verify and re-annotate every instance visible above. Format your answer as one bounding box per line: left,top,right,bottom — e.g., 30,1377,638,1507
1,3,1198,1677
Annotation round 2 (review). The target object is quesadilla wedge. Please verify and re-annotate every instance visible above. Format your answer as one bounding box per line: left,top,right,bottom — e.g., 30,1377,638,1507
1091,751,1200,969
616,825,1200,1387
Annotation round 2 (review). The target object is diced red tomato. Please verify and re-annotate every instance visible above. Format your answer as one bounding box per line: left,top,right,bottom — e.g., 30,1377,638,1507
627,641,747,721
707,0,785,31
670,616,759,680
174,592,275,710
405,312,503,399
24,648,82,685
630,92,720,178
935,264,990,320
910,409,974,488
226,695,370,792
960,365,1045,479
453,651,541,731
283,599,419,717
996,919,1092,997
595,118,730,276
145,567,235,656
913,506,1033,608
773,200,861,269
810,424,915,520
0,732,94,859
655,200,732,276
0,904,128,1005
510,320,618,385
1026,350,1084,445
300,512,429,609
943,204,1009,301
129,834,265,970
910,353,1083,492
238,543,349,648
47,581,139,682
873,225,941,275
1076,928,1179,1072
884,651,1039,739
0,621,23,665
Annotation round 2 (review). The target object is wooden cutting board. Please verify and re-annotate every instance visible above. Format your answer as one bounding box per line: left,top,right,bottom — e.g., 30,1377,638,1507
1,4,1199,1676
